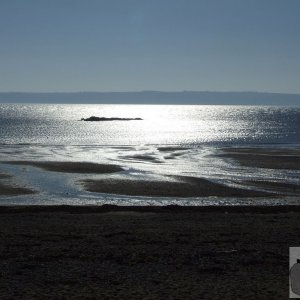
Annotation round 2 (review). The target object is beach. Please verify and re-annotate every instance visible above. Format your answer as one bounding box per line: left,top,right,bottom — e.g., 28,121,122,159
0,205,297,299
0,147,299,298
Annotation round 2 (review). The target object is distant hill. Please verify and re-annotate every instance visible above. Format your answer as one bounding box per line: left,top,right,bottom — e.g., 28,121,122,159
0,91,299,105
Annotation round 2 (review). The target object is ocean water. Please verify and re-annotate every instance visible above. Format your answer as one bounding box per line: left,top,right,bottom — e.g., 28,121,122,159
0,104,299,205
0,104,299,145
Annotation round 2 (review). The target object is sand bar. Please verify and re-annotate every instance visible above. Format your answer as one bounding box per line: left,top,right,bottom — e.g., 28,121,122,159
244,180,300,194
0,172,11,179
157,146,190,152
0,171,35,196
220,147,300,170
3,161,124,173
0,183,35,196
80,176,273,198
0,204,297,299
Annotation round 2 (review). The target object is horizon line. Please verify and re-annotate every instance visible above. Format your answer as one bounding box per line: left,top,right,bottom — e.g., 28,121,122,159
1,90,300,95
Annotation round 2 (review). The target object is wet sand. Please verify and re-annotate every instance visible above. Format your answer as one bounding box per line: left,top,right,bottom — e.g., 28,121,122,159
157,146,190,152
124,154,163,163
0,172,35,196
220,147,300,170
2,146,300,198
80,176,273,198
243,180,300,194
0,205,297,299
0,172,11,179
0,183,35,196
0,161,126,197
3,161,123,173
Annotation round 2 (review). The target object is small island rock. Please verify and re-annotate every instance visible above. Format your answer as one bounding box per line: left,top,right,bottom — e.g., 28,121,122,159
81,116,143,121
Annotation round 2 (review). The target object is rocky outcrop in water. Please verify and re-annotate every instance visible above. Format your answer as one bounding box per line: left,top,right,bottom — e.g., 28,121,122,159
81,116,143,121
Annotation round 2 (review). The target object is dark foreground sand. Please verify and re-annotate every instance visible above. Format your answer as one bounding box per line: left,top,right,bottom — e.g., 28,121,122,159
0,205,298,299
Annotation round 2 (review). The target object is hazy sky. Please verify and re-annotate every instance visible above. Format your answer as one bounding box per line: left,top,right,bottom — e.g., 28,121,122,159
1,0,300,93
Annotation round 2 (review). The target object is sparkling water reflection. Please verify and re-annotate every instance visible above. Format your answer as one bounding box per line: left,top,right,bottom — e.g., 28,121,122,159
0,104,299,145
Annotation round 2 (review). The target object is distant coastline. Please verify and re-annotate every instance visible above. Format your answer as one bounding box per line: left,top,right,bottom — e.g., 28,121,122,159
0,91,299,105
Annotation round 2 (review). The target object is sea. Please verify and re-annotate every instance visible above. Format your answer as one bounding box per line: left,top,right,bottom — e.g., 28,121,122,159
0,104,299,206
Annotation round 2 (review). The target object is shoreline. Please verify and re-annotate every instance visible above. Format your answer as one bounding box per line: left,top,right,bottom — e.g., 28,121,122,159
1,204,300,213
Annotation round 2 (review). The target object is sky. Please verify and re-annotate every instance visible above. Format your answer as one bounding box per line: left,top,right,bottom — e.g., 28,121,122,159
1,0,300,93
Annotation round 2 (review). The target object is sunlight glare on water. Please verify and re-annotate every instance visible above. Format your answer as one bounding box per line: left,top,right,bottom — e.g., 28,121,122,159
0,104,298,146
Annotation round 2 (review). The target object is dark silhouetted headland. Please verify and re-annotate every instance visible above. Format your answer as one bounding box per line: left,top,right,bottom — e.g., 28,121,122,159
0,91,300,105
